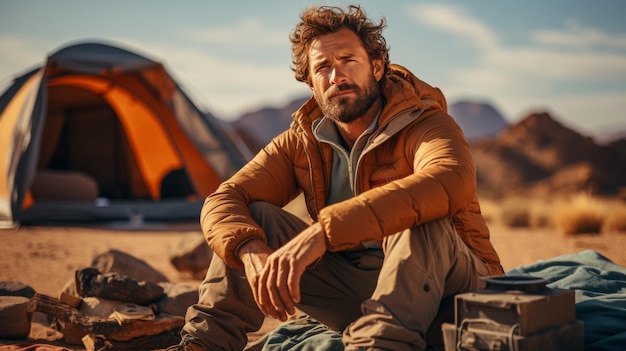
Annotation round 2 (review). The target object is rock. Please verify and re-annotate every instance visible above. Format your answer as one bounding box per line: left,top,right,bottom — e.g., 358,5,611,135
169,232,212,278
76,268,164,305
61,276,78,295
157,282,199,316
80,296,122,317
63,321,89,345
0,296,31,338
57,280,80,310
91,249,169,283
59,291,83,308
0,280,36,298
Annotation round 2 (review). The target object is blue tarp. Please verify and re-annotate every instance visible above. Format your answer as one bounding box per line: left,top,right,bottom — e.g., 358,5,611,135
508,250,626,351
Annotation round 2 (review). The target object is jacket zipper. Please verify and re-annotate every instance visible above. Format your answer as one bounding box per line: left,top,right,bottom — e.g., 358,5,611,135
302,131,321,219
353,106,421,195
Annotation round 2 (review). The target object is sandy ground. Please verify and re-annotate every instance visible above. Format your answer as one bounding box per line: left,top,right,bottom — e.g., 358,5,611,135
0,222,625,349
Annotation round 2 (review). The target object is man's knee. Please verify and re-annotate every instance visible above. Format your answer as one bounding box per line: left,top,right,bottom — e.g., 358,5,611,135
248,201,279,220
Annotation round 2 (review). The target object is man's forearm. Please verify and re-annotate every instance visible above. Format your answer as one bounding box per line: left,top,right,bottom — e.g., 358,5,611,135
237,238,271,264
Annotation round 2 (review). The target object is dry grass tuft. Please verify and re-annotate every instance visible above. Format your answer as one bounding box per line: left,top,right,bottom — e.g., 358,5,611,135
554,193,605,235
500,199,532,228
480,194,626,235
604,204,626,233
481,197,554,229
478,198,499,224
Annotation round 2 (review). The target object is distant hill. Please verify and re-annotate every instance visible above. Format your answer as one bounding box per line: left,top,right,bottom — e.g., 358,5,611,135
607,137,626,160
224,97,626,199
231,98,509,152
448,101,508,141
231,97,309,153
472,112,626,198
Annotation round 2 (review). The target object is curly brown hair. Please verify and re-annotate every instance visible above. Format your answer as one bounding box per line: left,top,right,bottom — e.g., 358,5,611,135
289,5,390,83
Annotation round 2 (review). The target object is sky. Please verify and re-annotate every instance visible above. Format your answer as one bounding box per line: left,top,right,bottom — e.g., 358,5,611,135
1,0,625,137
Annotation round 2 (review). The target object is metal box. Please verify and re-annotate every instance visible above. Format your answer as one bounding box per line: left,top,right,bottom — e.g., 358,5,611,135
442,275,584,351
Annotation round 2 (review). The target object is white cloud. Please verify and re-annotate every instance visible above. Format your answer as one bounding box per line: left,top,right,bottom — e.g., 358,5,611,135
137,41,307,120
182,18,287,47
483,47,626,82
148,18,306,118
534,20,626,50
407,4,497,49
0,36,49,87
405,3,626,133
407,5,626,85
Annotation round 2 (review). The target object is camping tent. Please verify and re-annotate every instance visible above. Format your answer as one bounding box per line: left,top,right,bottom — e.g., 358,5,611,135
0,41,252,228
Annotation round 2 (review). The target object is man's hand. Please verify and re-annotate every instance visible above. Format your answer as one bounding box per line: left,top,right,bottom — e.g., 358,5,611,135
242,223,328,322
238,239,273,315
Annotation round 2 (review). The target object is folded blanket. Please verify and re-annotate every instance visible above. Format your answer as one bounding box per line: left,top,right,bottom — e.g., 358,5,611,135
508,250,626,351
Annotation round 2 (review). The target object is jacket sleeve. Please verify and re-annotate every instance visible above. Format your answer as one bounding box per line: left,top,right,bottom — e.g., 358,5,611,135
200,130,301,269
318,110,477,252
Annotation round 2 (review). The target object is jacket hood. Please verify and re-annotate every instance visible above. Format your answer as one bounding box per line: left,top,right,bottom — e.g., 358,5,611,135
291,63,448,130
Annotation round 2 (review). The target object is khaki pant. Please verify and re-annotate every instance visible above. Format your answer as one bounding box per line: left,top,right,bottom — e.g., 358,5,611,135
182,202,490,350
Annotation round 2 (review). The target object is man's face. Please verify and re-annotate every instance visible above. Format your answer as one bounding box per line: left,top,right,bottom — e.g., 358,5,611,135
308,27,384,123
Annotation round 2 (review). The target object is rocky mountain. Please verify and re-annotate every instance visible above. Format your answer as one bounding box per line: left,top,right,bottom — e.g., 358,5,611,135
471,112,626,198
232,96,309,153
448,101,508,141
607,138,626,160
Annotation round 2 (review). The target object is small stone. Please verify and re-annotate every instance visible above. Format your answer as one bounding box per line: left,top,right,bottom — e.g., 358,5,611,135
91,249,169,283
0,296,32,338
0,281,36,298
76,268,165,305
169,232,212,278
157,282,199,316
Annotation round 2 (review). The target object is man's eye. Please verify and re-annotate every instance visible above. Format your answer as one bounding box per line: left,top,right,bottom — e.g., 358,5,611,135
316,65,329,73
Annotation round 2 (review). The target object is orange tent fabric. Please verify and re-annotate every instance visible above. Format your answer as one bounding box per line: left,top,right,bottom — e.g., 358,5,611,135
0,41,250,227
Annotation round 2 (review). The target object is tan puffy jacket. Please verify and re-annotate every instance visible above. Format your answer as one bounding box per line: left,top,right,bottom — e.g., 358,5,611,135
201,64,504,276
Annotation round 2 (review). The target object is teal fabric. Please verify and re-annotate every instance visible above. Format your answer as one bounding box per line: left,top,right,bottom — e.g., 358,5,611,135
261,315,343,351
508,250,626,351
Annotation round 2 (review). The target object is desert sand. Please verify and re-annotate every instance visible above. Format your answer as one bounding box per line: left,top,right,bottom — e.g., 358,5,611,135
0,222,625,349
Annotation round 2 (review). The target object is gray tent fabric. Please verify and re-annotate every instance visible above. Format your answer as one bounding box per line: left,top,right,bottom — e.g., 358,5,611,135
50,42,157,74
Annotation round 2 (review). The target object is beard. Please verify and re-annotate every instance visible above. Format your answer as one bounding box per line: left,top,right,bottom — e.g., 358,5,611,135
314,73,381,123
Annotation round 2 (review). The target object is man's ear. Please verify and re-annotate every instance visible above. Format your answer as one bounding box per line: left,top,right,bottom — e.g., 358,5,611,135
373,59,384,82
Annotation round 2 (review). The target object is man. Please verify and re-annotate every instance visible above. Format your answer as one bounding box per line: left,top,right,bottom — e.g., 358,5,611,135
169,4,503,351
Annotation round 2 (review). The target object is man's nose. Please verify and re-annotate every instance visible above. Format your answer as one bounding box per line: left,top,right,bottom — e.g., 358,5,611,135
329,66,347,85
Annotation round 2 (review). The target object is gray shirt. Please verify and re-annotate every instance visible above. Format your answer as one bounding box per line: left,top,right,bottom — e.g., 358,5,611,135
312,111,382,249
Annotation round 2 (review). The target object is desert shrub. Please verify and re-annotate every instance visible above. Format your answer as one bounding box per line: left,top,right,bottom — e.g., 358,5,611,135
528,199,554,228
500,199,531,228
478,198,499,224
554,193,605,235
603,204,626,233
530,210,552,228
479,197,550,228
